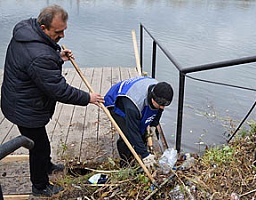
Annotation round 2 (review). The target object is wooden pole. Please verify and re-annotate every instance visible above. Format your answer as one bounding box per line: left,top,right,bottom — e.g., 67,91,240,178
131,30,142,76
62,45,156,185
156,124,169,150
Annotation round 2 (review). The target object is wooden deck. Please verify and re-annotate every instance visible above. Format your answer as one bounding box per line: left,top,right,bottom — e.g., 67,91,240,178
0,67,140,197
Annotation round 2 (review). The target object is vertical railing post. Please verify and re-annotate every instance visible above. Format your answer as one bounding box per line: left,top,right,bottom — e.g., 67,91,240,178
151,41,157,78
176,72,186,153
140,24,143,72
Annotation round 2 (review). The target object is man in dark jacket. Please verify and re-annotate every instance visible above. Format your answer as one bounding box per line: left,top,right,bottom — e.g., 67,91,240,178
1,5,104,197
104,76,173,168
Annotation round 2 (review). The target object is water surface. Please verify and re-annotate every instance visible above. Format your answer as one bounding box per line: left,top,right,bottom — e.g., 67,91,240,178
1,0,256,153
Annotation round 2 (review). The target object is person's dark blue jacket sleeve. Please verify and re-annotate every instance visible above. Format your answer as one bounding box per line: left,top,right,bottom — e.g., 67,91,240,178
118,97,149,159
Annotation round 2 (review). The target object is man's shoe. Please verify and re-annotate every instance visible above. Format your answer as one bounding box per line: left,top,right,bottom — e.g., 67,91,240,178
48,163,65,174
32,183,64,197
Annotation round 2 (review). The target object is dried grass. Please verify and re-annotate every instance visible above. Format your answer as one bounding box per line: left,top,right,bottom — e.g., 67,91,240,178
50,126,256,200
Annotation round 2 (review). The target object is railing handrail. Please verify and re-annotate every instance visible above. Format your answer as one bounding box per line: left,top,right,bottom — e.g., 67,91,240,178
139,23,256,152
182,55,256,74
0,135,34,160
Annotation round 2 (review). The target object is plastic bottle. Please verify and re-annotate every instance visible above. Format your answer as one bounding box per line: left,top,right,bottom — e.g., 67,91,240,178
158,148,177,174
179,156,196,170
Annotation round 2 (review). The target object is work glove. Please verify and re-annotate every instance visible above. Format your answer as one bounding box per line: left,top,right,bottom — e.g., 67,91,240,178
142,154,157,169
149,126,160,140
145,126,155,154
149,126,156,135
145,126,154,140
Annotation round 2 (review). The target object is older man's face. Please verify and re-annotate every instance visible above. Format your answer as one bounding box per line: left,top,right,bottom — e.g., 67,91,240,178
41,13,67,43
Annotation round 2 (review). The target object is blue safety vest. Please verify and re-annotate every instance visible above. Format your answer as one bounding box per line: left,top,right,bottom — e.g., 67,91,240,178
104,76,158,134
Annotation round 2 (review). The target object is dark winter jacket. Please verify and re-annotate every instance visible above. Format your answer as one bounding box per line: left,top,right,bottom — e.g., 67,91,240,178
1,18,90,128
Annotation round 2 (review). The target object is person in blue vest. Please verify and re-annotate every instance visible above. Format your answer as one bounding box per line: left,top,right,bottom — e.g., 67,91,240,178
104,76,173,168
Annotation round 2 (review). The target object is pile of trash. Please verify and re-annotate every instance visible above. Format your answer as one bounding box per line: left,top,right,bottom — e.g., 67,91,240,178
53,125,256,199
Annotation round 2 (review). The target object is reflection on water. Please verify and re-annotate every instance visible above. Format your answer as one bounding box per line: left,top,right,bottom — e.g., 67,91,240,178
1,0,256,153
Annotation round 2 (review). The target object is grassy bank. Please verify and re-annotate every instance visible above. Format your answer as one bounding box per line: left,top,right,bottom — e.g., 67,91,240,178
49,121,256,199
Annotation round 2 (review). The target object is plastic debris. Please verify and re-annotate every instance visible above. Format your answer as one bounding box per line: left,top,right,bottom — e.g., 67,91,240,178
169,185,184,199
72,183,82,189
231,192,240,200
88,173,108,184
158,148,177,174
179,157,196,170
150,184,155,191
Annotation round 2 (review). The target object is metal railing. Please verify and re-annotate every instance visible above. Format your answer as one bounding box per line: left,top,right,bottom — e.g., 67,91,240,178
0,135,34,199
140,23,256,153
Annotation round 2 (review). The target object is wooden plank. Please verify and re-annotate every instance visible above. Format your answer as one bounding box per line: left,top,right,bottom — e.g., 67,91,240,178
49,69,77,161
62,68,87,160
80,68,104,162
98,67,117,160
3,195,30,200
0,120,15,144
0,108,6,128
111,67,121,85
73,68,91,161
129,67,140,78
1,155,29,162
107,67,123,158
88,67,109,162
61,66,84,157
79,67,99,162
120,66,131,80
91,67,102,141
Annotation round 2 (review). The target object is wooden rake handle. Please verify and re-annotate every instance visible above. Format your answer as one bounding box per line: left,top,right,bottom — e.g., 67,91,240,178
61,45,156,184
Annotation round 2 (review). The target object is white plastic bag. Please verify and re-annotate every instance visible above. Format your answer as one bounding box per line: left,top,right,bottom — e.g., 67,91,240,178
158,147,177,174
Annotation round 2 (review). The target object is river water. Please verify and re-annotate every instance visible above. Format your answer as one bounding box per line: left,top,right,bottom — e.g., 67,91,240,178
1,0,256,153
